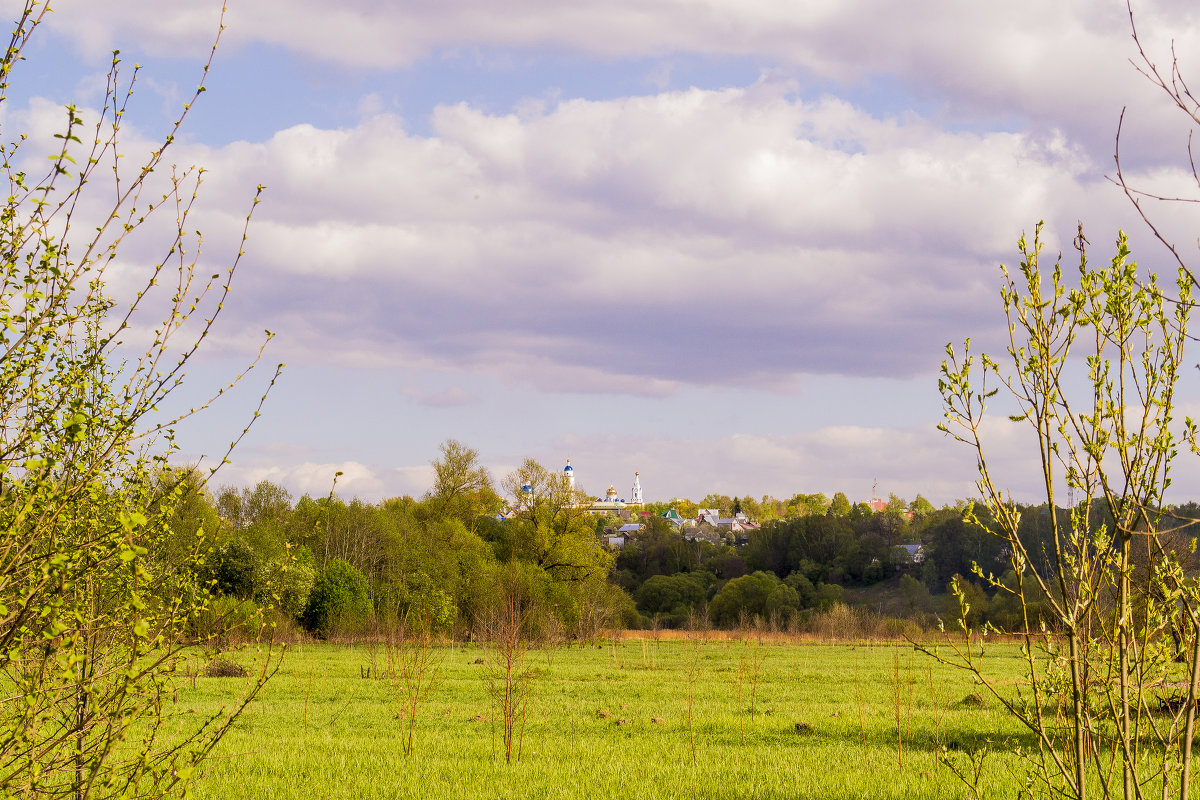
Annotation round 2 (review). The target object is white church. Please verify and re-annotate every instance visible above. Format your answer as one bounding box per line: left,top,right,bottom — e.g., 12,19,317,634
561,458,644,516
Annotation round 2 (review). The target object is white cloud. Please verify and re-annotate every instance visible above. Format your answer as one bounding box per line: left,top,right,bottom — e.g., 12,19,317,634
206,455,438,501
7,65,1188,398
192,380,1200,508
157,83,1131,390
214,459,385,499
10,0,1200,509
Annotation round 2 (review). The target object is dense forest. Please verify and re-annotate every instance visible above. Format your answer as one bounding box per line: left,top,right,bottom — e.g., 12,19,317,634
176,439,1200,640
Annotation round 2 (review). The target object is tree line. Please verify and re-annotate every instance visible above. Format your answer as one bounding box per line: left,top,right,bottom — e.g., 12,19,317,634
177,442,626,640
181,438,1197,638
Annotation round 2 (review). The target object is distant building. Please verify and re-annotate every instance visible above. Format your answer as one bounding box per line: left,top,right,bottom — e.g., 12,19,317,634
695,509,757,534
660,509,689,530
576,462,645,516
867,494,913,520
503,459,648,521
589,484,626,516
604,523,642,548
684,522,728,545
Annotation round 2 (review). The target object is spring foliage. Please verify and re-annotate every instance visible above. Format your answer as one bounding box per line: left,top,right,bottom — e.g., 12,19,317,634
0,3,278,797
937,225,1200,799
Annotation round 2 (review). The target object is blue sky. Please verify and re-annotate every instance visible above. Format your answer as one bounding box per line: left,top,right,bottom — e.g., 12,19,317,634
10,0,1200,506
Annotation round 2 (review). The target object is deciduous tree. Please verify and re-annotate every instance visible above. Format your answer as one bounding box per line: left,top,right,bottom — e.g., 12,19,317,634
425,439,501,533
936,225,1198,799
502,459,610,582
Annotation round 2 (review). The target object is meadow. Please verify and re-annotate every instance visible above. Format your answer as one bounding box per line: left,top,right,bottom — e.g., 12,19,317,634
175,634,1041,800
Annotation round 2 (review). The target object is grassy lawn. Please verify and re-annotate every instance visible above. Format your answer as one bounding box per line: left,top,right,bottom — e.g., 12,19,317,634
181,635,1031,799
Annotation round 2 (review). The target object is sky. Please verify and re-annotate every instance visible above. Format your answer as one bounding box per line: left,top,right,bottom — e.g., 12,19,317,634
6,0,1200,507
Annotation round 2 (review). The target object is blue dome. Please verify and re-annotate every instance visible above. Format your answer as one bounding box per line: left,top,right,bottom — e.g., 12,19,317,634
563,465,573,472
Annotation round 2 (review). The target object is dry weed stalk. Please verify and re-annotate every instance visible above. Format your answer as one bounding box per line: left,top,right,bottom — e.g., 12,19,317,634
480,574,535,764
542,611,565,668
736,654,746,746
651,615,662,668
748,619,765,714
925,661,947,750
854,653,869,766
735,616,767,746
299,670,314,734
889,648,916,770
390,617,441,758
685,615,709,766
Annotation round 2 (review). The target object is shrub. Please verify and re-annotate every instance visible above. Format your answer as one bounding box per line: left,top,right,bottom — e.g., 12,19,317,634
0,5,278,794
262,549,317,619
635,573,706,622
211,538,258,599
812,582,845,611
396,573,458,634
897,573,932,613
709,571,800,628
303,559,373,635
189,596,262,646
203,657,249,678
784,571,816,607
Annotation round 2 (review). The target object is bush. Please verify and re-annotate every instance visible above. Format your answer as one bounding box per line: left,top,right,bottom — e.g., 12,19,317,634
808,602,860,640
803,603,923,641
203,657,249,678
784,571,816,607
395,573,458,634
941,574,989,628
635,573,706,622
211,538,258,599
812,582,844,610
708,571,800,628
190,596,262,643
303,559,373,635
262,549,317,619
897,573,933,613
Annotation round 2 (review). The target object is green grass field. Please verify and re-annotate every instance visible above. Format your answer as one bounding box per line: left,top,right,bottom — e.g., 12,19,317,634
180,636,1033,799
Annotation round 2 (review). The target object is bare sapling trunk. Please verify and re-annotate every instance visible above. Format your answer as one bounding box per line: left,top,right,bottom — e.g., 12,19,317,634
391,615,441,758
481,570,535,764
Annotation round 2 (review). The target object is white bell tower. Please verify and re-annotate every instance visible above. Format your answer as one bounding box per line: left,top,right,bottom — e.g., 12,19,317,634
631,471,642,504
